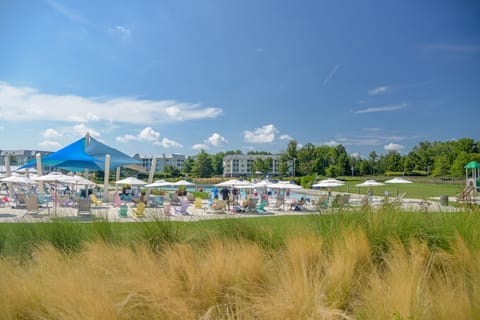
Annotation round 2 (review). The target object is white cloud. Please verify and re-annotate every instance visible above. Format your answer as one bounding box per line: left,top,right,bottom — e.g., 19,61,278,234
117,127,160,142
243,124,279,143
154,138,183,148
137,127,160,141
38,140,62,150
72,123,100,138
355,103,406,114
42,128,62,138
109,25,132,40
206,133,228,147
279,134,294,141
384,143,404,151
192,143,208,150
368,86,389,95
324,140,338,146
0,82,223,124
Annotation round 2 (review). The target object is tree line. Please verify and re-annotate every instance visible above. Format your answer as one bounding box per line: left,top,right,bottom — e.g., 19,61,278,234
161,138,479,179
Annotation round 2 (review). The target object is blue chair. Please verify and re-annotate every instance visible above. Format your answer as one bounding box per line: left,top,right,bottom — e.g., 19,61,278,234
119,204,128,218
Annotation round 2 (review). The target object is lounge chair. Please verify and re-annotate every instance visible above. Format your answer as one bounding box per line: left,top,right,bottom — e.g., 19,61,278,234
206,200,227,214
152,195,164,207
119,204,128,218
77,198,91,215
247,198,258,212
132,202,145,217
90,194,103,207
26,196,40,214
193,197,205,214
174,201,191,215
256,200,268,213
113,192,122,207
15,193,28,209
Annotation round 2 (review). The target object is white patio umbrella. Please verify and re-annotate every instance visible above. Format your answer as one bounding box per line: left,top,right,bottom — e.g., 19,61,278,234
312,178,345,188
216,179,252,187
145,179,172,188
267,181,302,189
385,177,413,195
0,175,37,185
356,179,385,187
115,177,147,186
173,179,195,187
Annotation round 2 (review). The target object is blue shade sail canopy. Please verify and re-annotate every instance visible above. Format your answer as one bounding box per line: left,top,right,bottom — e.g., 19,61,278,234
20,134,141,172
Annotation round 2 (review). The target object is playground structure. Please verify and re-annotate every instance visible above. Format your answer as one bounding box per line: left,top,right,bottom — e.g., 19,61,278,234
457,161,480,204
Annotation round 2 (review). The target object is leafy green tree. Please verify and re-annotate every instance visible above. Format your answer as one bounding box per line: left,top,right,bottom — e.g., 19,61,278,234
432,154,450,177
384,151,403,172
191,150,214,178
164,165,180,177
182,157,194,175
211,152,224,176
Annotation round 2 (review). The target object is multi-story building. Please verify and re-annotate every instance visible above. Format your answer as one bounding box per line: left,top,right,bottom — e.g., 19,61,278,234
133,153,186,173
0,149,52,172
222,154,281,177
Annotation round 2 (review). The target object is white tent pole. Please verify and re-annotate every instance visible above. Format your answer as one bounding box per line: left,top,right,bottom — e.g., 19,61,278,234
5,156,14,198
36,153,45,194
146,157,157,199
103,154,110,201
115,167,121,193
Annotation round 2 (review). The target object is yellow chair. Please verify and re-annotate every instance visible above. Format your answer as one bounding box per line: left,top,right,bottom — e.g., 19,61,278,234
133,202,145,217
89,194,103,206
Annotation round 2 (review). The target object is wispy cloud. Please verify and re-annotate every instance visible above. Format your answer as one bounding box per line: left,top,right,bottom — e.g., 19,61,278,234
279,134,294,141
322,65,339,85
38,140,62,150
44,0,90,25
423,44,480,54
42,128,62,138
0,82,223,124
368,86,389,95
355,103,406,114
109,25,132,40
154,138,183,148
192,143,208,150
243,124,279,143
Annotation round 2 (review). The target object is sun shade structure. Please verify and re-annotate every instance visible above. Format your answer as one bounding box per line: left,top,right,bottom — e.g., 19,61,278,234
356,180,385,187
20,134,141,172
312,178,345,188
115,177,147,186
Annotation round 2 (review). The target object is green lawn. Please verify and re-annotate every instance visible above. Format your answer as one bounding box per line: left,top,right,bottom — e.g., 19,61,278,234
319,177,465,199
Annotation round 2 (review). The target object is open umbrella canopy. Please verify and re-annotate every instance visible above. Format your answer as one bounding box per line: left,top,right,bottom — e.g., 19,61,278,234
464,161,480,169
268,181,302,189
312,178,345,188
356,179,385,187
20,134,141,172
145,179,172,188
33,172,71,182
115,177,147,186
63,175,96,186
0,175,37,184
173,180,195,186
216,179,251,187
385,177,413,184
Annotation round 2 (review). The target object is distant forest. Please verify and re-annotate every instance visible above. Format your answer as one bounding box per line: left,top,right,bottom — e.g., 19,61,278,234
169,138,479,179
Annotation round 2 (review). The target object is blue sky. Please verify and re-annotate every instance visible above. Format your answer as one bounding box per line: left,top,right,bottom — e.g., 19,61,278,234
1,0,479,158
